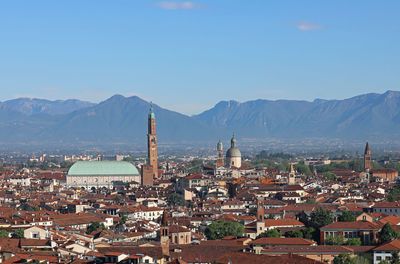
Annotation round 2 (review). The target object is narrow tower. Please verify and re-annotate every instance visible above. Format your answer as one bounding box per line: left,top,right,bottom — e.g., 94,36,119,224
160,211,170,257
364,141,371,171
256,200,265,236
217,140,224,168
288,163,296,185
147,103,158,178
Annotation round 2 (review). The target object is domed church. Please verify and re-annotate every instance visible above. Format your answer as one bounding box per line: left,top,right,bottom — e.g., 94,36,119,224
226,134,241,168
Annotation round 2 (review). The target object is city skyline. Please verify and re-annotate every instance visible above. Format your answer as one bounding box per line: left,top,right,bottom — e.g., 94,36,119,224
1,0,399,114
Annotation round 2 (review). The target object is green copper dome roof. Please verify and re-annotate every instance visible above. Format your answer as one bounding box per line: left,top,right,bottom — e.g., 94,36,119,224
217,140,223,150
68,161,139,176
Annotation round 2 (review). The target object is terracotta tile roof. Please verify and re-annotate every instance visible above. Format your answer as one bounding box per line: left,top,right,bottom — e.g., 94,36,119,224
169,225,190,233
374,202,400,208
251,237,315,246
321,221,380,230
374,239,400,251
0,238,21,252
261,245,354,254
378,215,400,225
264,218,304,228
216,252,325,264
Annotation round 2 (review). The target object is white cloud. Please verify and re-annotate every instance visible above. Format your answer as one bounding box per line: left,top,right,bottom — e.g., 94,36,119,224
154,1,200,10
294,20,325,31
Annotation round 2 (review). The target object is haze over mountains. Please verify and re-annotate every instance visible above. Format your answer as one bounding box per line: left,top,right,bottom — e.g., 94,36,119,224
0,91,399,147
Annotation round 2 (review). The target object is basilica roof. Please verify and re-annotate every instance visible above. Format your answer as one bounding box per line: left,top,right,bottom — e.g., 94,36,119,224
67,161,139,176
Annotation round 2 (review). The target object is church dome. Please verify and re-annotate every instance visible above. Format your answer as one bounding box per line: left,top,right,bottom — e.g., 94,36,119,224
226,147,241,158
226,134,241,158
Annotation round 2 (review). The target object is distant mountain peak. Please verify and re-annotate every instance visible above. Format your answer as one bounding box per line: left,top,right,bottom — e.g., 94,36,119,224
2,97,95,116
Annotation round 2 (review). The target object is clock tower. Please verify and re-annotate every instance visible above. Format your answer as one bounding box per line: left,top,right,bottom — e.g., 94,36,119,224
147,103,158,178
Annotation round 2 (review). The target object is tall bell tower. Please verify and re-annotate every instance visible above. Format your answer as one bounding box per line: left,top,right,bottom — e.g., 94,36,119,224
217,140,224,168
147,103,158,178
364,141,371,171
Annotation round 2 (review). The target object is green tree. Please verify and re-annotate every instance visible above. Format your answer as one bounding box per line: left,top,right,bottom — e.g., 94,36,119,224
86,222,106,234
392,251,400,264
339,210,356,222
352,255,370,264
302,227,317,240
12,229,24,238
309,207,334,229
294,162,312,175
345,238,362,246
323,172,337,180
284,230,303,238
0,230,9,238
325,235,345,245
333,253,355,264
168,193,186,207
257,229,281,238
380,223,397,243
204,221,244,240
389,180,400,202
187,159,204,174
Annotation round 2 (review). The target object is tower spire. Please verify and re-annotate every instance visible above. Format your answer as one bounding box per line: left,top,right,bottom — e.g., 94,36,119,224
364,141,371,171
147,103,158,179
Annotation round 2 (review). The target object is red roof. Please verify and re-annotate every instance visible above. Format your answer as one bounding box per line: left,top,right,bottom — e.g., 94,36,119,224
321,221,379,230
264,218,304,228
374,239,400,251
251,237,314,246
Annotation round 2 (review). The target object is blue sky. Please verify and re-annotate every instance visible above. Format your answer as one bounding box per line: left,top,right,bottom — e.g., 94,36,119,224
0,0,399,114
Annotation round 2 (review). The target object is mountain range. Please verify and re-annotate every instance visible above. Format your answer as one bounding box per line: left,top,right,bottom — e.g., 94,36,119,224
0,90,399,147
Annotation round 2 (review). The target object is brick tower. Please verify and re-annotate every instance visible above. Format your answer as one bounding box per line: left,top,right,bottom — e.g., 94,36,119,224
256,200,265,236
147,103,158,178
364,141,371,171
216,140,224,168
160,211,170,257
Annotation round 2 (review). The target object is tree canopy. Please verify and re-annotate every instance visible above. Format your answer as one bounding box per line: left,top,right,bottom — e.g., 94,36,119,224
309,207,334,229
0,230,9,238
333,253,355,264
388,180,400,202
380,223,397,244
12,229,24,239
257,229,281,238
338,210,356,222
204,221,244,240
86,222,106,234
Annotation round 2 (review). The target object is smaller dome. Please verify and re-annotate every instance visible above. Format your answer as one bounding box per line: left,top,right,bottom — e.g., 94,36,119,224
226,147,241,158
231,136,237,148
217,141,223,151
